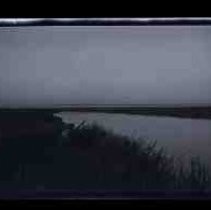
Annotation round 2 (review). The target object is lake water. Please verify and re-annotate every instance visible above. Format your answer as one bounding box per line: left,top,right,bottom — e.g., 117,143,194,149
56,112,211,169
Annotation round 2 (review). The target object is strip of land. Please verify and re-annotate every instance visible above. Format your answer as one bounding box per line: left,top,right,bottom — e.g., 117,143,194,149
1,106,211,119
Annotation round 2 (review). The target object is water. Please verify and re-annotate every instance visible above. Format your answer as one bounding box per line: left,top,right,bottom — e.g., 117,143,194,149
56,111,211,169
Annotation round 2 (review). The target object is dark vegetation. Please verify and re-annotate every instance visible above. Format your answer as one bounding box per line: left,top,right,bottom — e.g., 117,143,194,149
0,110,210,194
2,105,211,119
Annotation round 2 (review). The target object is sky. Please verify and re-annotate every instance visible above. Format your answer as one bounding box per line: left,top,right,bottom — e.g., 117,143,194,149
0,26,211,107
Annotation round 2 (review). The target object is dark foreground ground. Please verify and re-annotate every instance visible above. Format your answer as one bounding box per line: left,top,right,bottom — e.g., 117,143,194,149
0,109,210,199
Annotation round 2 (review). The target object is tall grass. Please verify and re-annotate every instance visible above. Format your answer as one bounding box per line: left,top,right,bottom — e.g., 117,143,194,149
63,122,210,190
0,118,210,190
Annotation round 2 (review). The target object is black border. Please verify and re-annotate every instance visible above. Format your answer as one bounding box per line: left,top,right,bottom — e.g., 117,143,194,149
0,199,210,208
0,1,209,19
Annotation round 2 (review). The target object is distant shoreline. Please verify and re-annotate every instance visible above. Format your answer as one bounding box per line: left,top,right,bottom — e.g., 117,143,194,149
1,106,211,119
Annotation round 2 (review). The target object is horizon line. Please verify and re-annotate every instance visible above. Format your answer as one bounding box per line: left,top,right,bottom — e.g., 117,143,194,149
1,103,211,109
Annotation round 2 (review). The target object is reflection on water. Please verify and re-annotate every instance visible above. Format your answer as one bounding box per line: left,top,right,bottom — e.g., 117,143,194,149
56,112,211,169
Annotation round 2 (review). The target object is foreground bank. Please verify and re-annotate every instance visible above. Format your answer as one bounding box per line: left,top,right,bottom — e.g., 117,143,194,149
0,110,210,194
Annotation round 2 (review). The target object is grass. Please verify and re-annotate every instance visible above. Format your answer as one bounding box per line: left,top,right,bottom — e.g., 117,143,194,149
62,122,211,190
0,112,210,191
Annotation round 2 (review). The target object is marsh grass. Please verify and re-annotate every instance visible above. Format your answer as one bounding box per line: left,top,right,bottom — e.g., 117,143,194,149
61,122,211,190
0,118,210,191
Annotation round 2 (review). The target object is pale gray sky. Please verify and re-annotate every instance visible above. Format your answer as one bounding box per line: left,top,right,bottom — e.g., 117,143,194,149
0,26,211,107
